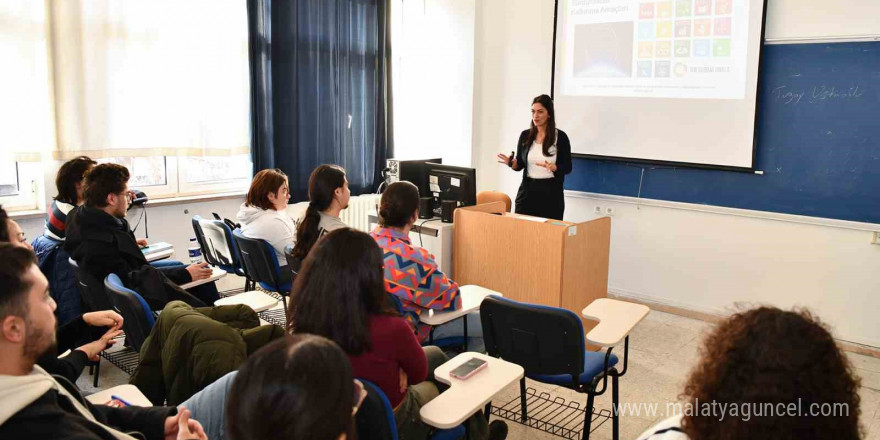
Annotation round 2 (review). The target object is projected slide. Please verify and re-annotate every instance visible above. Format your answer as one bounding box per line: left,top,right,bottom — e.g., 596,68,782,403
560,0,750,99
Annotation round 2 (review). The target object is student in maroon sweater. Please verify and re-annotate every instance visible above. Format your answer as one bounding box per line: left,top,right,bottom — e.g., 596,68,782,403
287,228,507,440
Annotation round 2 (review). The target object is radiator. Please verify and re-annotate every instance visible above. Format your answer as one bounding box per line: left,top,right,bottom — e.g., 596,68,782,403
340,194,381,232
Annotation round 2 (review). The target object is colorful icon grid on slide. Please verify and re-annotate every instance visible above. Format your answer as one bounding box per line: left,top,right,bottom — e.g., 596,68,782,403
636,0,734,77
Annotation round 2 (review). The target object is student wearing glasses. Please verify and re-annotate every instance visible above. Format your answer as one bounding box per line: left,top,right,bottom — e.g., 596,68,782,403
64,163,217,308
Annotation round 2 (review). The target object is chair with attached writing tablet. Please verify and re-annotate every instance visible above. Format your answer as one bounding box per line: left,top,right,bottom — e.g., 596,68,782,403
480,296,648,440
232,230,292,319
357,379,465,440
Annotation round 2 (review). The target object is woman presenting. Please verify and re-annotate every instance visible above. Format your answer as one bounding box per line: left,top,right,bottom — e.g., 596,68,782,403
497,94,572,220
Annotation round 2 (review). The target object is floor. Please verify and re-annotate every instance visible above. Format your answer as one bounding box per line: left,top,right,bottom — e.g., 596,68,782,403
79,310,880,440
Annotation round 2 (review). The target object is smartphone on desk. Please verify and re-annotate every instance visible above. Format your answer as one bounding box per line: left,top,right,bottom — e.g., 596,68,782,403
449,357,488,380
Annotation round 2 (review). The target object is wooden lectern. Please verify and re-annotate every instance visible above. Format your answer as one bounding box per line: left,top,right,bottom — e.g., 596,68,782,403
453,202,610,337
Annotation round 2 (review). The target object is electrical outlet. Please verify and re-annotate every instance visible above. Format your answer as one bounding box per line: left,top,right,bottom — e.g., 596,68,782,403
605,207,614,216
594,206,602,215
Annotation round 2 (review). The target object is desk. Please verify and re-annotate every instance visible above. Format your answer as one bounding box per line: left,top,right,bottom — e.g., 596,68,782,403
179,266,227,290
86,384,152,407
215,290,279,313
141,242,174,262
420,352,524,429
421,285,501,351
581,298,650,348
368,214,454,277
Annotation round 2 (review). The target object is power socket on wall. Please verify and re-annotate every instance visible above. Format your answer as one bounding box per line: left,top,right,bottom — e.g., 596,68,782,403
593,206,614,217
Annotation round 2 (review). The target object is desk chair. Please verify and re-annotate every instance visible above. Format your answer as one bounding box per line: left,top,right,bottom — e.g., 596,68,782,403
476,191,511,213
192,216,253,290
69,258,114,313
480,296,631,440
104,274,156,353
357,379,465,440
232,230,292,318
283,244,302,280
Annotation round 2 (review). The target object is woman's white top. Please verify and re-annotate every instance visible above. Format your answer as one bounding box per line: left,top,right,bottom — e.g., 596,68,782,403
525,137,558,180
236,203,297,263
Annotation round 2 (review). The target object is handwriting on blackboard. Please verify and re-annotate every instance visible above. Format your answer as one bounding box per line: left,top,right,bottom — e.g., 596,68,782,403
771,85,865,105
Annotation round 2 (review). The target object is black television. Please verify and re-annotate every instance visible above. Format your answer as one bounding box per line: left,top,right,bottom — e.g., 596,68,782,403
424,163,476,213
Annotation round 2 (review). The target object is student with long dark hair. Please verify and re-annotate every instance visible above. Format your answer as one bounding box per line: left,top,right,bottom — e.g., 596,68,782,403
637,307,862,440
226,334,358,440
237,168,296,281
287,228,506,440
290,164,350,262
496,94,572,220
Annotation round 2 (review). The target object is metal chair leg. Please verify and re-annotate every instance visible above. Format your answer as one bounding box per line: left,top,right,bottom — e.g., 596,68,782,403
612,372,620,440
93,359,100,388
582,391,596,440
520,378,528,422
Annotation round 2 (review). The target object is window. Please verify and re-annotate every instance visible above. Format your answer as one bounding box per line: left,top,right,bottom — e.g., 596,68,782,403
100,155,253,198
2,1,253,213
0,162,19,196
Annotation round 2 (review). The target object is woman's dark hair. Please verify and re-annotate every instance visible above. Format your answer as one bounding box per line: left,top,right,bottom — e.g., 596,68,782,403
82,163,130,208
681,307,861,440
226,334,355,440
0,205,9,242
378,181,419,228
245,169,288,211
523,94,557,156
287,228,394,355
55,156,97,205
291,165,346,259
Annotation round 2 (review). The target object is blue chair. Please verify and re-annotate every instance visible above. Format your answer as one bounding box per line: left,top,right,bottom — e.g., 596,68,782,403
104,274,156,353
357,379,464,440
192,216,253,290
232,229,292,315
480,296,628,440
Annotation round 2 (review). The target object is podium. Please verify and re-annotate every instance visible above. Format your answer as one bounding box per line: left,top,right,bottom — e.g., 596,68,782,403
453,202,610,337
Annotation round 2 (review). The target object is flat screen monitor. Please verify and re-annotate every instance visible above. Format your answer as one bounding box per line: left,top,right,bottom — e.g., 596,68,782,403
394,158,441,197
424,163,476,213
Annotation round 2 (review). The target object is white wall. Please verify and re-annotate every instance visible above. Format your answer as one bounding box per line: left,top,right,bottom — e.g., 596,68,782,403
471,0,880,347
391,0,475,166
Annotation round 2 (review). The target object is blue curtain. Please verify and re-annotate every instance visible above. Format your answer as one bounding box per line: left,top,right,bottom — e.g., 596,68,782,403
247,0,392,200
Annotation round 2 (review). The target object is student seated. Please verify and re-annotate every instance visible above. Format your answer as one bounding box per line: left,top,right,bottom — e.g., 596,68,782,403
1,206,122,382
236,168,297,282
65,163,218,307
637,306,861,440
0,243,209,440
31,156,97,323
369,181,468,343
289,164,350,266
225,334,359,440
287,228,506,440
0,204,33,250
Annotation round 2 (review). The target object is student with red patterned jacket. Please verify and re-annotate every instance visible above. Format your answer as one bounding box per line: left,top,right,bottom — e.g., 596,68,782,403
369,181,468,343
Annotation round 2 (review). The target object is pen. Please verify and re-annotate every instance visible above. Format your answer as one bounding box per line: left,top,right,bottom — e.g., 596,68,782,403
111,395,133,406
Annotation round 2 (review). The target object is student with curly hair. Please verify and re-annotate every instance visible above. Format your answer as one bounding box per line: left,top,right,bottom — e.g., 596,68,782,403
637,306,862,440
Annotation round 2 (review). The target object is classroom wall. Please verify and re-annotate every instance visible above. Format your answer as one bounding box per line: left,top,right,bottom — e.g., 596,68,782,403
391,0,475,167
471,0,880,347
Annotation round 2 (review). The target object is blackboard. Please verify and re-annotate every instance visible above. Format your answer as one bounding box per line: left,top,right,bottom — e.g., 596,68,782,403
564,42,880,224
